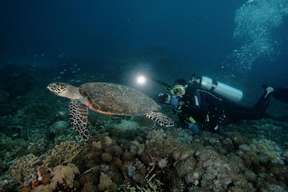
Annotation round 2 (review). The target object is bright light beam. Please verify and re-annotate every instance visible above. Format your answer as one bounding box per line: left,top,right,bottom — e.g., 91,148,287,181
136,74,147,86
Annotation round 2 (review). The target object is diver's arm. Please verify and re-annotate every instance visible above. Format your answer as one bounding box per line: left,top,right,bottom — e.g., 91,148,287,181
157,92,183,112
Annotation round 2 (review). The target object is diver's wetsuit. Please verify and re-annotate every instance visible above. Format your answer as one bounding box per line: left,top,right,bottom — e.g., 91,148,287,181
175,85,273,132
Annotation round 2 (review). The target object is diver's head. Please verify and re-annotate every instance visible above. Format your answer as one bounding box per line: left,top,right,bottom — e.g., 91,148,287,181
171,84,186,96
169,79,187,96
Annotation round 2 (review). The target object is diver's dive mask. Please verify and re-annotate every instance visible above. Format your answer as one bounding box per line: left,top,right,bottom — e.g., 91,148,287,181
170,84,186,96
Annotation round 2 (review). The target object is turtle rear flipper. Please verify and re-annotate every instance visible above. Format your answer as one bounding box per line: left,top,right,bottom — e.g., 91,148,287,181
69,100,90,141
144,112,175,127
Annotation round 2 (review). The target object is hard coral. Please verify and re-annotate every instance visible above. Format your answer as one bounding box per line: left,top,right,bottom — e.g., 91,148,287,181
193,148,235,192
10,154,39,184
98,172,117,191
239,138,284,167
43,141,82,168
144,129,179,163
261,184,288,192
31,163,80,192
49,163,79,190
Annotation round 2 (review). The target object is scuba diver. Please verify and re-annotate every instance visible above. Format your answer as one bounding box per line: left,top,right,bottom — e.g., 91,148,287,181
157,75,288,134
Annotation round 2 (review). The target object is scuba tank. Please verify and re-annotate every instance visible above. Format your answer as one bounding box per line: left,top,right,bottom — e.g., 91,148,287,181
198,76,243,103
152,76,243,103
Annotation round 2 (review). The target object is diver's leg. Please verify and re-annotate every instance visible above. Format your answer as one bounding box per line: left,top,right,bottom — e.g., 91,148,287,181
218,87,273,122
224,99,266,122
253,87,274,114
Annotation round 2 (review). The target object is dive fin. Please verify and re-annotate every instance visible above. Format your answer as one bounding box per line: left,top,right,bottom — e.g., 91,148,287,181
144,112,175,127
273,88,288,103
69,100,90,141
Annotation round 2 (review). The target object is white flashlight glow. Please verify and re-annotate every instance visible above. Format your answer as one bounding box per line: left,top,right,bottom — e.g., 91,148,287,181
136,74,147,85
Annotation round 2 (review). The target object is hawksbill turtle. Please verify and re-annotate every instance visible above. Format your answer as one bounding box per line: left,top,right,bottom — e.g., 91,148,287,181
47,82,174,140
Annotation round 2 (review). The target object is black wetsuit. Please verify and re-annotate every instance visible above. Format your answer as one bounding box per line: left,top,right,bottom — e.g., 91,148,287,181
178,84,273,131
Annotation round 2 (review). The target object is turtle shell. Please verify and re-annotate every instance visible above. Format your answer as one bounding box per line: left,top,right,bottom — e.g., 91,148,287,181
79,82,160,116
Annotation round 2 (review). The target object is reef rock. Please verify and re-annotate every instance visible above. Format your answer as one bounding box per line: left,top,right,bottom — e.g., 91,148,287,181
193,148,235,192
261,184,288,192
112,119,140,130
49,120,69,135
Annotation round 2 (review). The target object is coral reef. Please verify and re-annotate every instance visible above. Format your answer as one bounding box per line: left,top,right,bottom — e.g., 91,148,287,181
3,116,288,192
224,118,288,146
7,126,288,192
192,148,235,192
1,88,287,192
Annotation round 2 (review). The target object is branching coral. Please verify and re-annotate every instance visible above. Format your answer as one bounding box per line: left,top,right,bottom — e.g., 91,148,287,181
120,176,163,192
31,163,80,192
10,154,39,184
9,141,82,191
43,141,82,168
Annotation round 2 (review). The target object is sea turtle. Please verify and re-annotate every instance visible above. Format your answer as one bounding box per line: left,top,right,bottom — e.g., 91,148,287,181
47,82,174,140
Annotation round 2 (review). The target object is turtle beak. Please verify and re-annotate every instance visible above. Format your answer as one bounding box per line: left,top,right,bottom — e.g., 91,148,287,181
47,83,53,92
47,83,58,95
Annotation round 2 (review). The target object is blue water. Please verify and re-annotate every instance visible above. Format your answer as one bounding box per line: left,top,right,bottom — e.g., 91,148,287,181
1,0,287,86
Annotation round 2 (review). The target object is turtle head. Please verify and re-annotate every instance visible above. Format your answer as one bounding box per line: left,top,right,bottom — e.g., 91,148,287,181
47,82,81,100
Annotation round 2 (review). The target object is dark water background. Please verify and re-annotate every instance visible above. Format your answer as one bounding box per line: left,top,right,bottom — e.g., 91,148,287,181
0,0,288,101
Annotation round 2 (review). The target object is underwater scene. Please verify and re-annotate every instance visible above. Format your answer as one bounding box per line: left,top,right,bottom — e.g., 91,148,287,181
1,0,288,191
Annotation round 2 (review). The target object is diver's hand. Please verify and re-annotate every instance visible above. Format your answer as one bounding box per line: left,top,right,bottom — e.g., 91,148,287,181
157,93,171,104
204,109,226,132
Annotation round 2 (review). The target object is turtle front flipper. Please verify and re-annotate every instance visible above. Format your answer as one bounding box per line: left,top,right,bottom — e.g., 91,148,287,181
69,100,90,141
144,112,175,127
